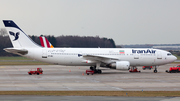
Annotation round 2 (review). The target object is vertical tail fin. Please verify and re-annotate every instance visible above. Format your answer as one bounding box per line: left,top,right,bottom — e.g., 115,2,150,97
39,36,54,48
3,20,41,48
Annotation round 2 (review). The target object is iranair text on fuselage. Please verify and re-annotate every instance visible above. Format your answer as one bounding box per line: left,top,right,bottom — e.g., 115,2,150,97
132,49,156,54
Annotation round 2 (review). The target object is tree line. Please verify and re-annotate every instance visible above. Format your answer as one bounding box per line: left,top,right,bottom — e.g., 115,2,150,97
0,29,117,56
30,35,116,48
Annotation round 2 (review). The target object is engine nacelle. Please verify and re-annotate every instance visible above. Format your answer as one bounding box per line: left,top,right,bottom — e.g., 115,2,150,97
110,61,130,70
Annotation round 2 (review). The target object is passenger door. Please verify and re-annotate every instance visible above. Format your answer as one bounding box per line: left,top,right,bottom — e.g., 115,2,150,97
157,52,162,59
42,49,47,58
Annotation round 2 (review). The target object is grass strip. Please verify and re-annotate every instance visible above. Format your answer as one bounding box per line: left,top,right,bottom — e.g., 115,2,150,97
0,57,32,60
0,56,50,65
0,61,50,65
0,91,180,97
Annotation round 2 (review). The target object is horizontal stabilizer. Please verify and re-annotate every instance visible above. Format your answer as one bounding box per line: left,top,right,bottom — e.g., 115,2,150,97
4,48,28,55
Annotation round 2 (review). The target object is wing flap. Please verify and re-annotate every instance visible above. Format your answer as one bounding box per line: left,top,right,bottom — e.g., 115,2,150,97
81,54,119,64
83,54,119,60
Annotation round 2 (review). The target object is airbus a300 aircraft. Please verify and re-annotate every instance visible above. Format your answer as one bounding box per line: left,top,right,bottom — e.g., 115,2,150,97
3,20,177,73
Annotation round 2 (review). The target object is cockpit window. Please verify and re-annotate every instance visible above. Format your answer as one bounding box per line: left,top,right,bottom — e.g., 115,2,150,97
167,53,172,56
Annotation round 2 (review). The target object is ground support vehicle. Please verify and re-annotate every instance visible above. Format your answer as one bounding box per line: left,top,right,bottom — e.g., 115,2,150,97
142,66,153,70
129,67,141,72
28,68,43,75
86,70,94,75
166,65,180,73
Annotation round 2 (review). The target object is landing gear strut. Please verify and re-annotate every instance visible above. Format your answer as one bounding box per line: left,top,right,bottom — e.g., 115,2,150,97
154,66,158,73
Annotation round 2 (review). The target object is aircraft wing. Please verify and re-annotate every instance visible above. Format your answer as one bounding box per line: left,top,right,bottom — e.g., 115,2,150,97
4,48,28,55
81,54,119,64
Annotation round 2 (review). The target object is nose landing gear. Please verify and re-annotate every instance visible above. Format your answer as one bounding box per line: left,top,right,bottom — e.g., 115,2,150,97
154,66,158,73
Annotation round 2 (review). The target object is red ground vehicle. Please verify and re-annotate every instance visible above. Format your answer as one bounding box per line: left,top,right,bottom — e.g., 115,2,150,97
129,67,140,72
28,68,43,75
142,66,153,70
166,65,180,73
86,70,94,75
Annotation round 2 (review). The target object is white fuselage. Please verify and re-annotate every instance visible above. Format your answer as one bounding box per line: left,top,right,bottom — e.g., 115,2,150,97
24,48,177,67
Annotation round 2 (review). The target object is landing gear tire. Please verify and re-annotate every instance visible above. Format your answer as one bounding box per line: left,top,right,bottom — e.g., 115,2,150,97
90,66,93,70
154,66,158,73
89,66,102,74
97,70,102,74
90,66,96,70
154,70,157,73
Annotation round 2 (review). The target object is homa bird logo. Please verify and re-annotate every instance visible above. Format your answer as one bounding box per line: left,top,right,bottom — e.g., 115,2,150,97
9,31,20,41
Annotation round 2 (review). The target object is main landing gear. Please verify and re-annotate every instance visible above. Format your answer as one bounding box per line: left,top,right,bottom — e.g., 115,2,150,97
89,62,102,74
89,66,102,74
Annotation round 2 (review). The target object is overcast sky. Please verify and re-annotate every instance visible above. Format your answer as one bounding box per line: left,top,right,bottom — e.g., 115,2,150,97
0,0,180,45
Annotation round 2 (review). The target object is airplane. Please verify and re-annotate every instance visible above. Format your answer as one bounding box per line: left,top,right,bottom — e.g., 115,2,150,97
3,20,177,73
39,35,54,48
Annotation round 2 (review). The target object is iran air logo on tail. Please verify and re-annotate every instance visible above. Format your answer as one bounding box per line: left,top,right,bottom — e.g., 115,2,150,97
9,31,20,41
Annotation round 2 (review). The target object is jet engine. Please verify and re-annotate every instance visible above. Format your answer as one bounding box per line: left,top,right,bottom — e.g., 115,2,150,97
110,61,130,70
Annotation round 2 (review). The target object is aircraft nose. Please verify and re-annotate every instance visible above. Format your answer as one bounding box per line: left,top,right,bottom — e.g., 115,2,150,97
167,55,177,63
172,55,177,62
171,55,177,62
